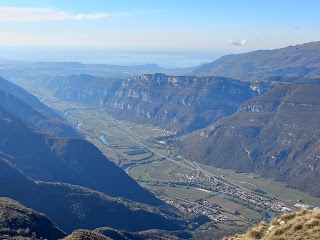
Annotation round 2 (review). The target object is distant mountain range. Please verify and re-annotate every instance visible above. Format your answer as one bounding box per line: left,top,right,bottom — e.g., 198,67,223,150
1,41,320,82
180,84,320,197
0,58,199,79
192,41,320,81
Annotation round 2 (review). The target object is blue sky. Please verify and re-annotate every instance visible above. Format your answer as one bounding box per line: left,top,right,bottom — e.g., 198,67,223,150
0,0,319,65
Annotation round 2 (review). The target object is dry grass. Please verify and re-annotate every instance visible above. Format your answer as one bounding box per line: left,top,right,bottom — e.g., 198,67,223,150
224,209,320,240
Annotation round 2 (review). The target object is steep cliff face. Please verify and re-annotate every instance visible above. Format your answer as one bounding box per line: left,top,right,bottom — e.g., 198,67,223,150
42,73,262,133
180,84,320,197
104,73,259,132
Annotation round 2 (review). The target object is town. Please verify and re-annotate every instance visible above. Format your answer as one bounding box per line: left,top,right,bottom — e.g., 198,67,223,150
144,173,294,223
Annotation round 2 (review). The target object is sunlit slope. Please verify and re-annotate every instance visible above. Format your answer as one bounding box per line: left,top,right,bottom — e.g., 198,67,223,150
192,41,320,80
224,209,320,240
181,84,320,197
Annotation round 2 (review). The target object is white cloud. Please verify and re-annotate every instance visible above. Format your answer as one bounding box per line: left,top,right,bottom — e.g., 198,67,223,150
0,7,108,22
227,39,247,46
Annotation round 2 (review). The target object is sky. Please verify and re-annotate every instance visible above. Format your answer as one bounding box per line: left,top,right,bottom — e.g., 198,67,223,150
0,0,319,66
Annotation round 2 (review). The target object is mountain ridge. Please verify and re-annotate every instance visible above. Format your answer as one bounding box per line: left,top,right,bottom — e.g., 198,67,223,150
0,76,81,138
0,157,185,233
0,197,66,240
180,83,320,197
192,41,320,81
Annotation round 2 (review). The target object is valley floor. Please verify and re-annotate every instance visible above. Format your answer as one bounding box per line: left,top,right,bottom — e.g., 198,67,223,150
14,79,320,239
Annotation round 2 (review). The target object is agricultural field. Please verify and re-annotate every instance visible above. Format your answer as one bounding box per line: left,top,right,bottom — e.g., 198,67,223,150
13,79,320,234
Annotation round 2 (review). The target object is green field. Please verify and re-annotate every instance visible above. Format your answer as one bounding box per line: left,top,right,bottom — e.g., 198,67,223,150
15,81,320,235
206,194,263,222
152,185,211,201
129,160,196,182
39,90,320,210
198,163,320,207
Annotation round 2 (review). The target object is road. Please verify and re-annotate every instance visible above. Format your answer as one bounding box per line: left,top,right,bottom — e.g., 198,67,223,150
14,80,288,225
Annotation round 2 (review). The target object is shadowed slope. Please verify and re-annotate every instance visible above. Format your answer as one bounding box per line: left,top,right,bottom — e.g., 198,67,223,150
0,104,161,205
0,197,66,240
0,76,81,138
0,158,185,233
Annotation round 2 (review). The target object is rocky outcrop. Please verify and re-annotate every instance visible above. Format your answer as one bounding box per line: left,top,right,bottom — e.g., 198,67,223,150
104,74,260,132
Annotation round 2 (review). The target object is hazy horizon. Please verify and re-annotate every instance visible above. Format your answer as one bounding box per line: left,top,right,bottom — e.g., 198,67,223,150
0,46,230,68
1,41,318,68
0,0,319,66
